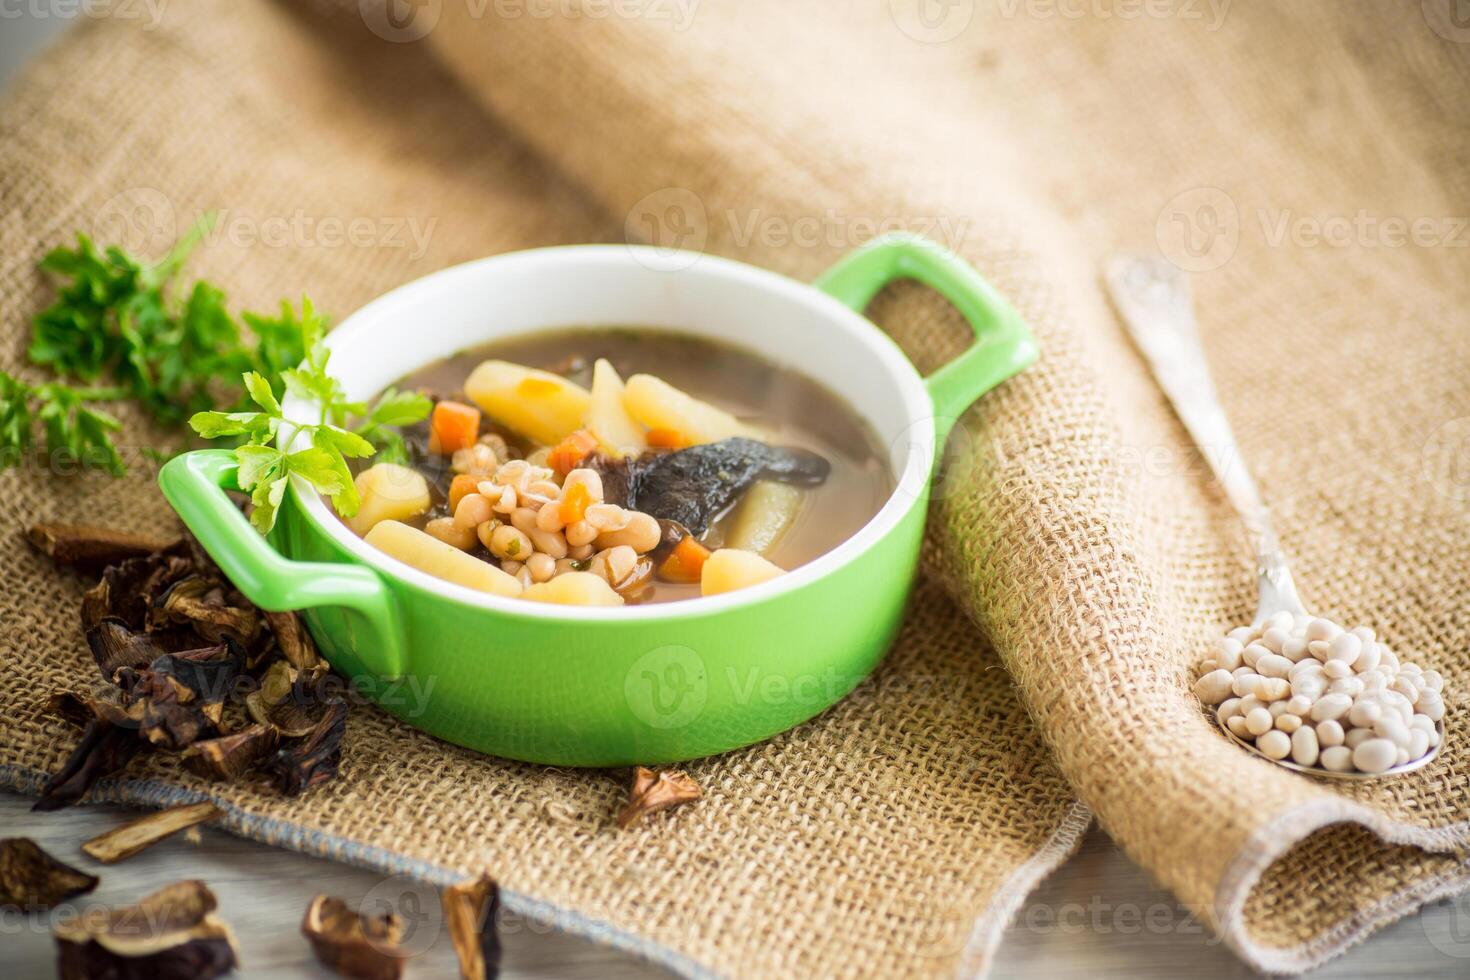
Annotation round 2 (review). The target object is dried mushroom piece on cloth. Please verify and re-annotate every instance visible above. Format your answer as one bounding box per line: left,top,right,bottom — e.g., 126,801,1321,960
0,838,98,910
31,523,352,808
54,880,238,980
27,524,182,573
617,767,702,829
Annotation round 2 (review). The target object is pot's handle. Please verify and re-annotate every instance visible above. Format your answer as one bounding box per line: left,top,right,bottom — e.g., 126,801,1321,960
815,233,1037,446
158,449,407,679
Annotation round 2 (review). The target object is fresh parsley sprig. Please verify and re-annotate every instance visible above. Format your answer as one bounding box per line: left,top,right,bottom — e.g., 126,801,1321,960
6,217,426,486
0,374,127,476
189,298,430,533
5,215,313,477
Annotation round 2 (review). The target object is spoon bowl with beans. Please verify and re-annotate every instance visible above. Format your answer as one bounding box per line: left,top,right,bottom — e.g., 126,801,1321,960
1105,254,1446,779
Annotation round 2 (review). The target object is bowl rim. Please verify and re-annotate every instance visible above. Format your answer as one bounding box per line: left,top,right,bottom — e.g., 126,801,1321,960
280,244,937,621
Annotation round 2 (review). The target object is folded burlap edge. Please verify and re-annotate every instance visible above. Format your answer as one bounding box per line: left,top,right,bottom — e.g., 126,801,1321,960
1217,803,1470,973
0,763,1093,979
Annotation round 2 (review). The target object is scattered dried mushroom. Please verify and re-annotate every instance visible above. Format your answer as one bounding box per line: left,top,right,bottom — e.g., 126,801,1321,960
302,893,408,980
54,879,239,980
617,767,703,829
28,522,182,573
29,523,348,810
442,873,501,980
0,837,98,910
81,802,223,864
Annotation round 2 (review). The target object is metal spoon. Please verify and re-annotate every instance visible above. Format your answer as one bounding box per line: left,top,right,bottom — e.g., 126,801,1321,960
1103,252,1442,779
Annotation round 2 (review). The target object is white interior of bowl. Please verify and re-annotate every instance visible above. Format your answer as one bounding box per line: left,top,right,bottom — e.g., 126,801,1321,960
280,245,937,619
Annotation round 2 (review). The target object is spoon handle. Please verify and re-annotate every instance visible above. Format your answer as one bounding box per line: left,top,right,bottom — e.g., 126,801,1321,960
1103,253,1305,623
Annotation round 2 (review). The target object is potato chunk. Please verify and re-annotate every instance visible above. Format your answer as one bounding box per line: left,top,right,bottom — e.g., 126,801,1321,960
365,520,522,597
725,481,804,555
583,358,646,456
347,463,430,536
700,548,784,596
464,360,591,446
622,373,750,447
522,571,624,606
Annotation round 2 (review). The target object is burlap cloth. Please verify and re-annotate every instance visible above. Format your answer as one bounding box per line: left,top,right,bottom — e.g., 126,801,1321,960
2,1,1467,976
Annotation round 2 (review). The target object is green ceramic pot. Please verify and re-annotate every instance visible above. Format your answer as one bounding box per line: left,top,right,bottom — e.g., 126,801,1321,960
159,234,1035,766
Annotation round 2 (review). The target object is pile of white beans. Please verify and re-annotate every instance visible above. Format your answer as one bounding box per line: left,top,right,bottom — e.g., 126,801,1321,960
1194,612,1445,774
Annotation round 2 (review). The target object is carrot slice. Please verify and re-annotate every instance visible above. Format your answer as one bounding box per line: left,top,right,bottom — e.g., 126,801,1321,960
646,427,690,450
559,481,593,525
447,474,480,514
430,400,481,455
659,536,711,584
547,428,600,478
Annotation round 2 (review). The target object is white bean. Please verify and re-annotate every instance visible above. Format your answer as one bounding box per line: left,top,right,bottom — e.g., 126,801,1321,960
1352,738,1398,774
1268,611,1295,632
1373,716,1411,750
528,527,569,559
1344,728,1373,750
1245,707,1273,736
1415,688,1445,721
1347,700,1382,728
1290,725,1319,766
454,493,494,530
562,468,604,504
1216,697,1243,723
1354,642,1381,674
1260,627,1289,653
1391,677,1421,705
1316,719,1345,747
1421,670,1444,692
1243,643,1270,669
1323,659,1353,680
536,503,567,533
1306,618,1340,642
1328,677,1363,699
1257,730,1291,760
1310,693,1352,722
1291,674,1327,701
1257,677,1291,702
1408,729,1431,761
1275,713,1302,734
1281,637,1309,662
1226,715,1251,738
1327,632,1362,667
1256,654,1293,679
1289,659,1324,681
565,520,597,548
1319,745,1354,772
1286,695,1314,717
1215,638,1244,671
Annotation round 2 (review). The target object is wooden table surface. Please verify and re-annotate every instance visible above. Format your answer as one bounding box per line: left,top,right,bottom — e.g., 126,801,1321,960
6,793,1467,978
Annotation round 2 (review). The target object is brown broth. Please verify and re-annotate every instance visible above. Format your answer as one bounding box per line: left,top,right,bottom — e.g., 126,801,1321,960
392,328,893,603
